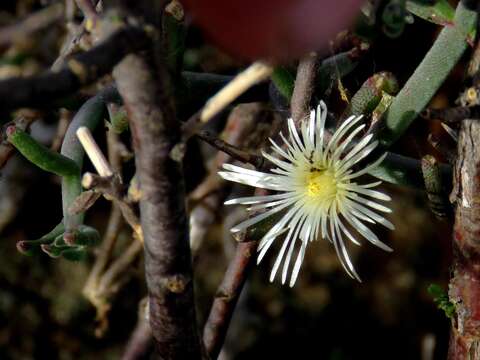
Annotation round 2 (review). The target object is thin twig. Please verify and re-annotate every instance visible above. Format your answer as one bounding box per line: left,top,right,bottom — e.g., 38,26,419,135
97,237,143,296
196,131,264,169
200,62,273,122
190,103,271,255
182,62,273,140
77,127,114,177
51,110,72,152
82,172,143,243
0,26,149,111
82,205,123,336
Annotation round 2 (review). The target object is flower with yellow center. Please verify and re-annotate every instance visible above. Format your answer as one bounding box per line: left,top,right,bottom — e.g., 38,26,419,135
219,101,393,286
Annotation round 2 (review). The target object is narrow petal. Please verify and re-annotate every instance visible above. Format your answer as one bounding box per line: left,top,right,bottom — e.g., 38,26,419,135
289,238,308,287
346,184,391,201
346,199,395,230
342,210,393,252
282,213,307,284
225,192,293,205
262,151,295,172
269,138,296,163
334,212,361,246
347,193,392,213
288,117,305,153
330,206,361,281
247,196,298,211
331,124,366,162
344,153,387,180
341,133,374,162
230,200,293,233
269,209,304,282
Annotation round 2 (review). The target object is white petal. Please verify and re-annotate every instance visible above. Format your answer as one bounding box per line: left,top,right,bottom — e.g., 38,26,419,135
307,109,316,145
347,184,391,201
225,192,293,205
325,115,364,159
257,204,301,261
331,124,366,162
330,206,361,281
269,209,304,282
344,153,387,180
347,199,395,230
247,196,298,211
262,151,295,172
334,212,361,246
269,137,296,162
337,141,378,174
341,133,374,161
230,200,293,233
282,213,307,284
288,117,305,153
289,238,307,287
218,171,287,191
347,193,392,213
342,210,393,252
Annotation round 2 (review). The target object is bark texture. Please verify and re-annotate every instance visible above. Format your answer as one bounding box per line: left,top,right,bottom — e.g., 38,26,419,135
449,120,480,359
113,52,201,359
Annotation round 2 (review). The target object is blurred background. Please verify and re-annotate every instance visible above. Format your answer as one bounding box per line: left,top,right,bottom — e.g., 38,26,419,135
0,0,463,359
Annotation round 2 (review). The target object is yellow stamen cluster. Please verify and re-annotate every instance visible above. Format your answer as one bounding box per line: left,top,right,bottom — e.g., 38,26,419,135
306,169,337,200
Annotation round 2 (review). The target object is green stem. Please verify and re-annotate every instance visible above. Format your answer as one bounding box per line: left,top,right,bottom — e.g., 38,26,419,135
271,66,295,100
60,86,120,234
16,222,64,256
380,0,477,146
7,128,79,177
368,152,451,190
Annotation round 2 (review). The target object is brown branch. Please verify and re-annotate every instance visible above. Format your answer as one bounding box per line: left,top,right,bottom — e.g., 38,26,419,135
202,235,260,358
290,52,318,124
202,107,283,358
113,44,201,359
0,26,149,111
448,119,480,359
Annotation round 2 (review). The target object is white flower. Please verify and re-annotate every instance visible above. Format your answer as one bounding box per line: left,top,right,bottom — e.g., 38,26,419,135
219,101,394,286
